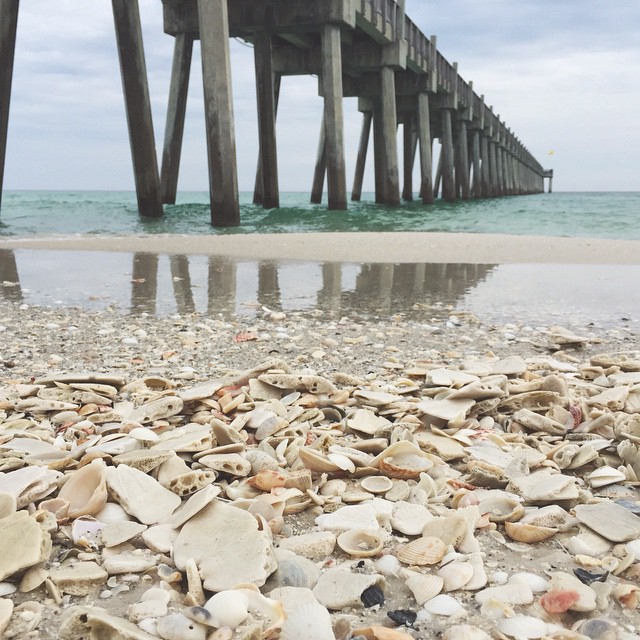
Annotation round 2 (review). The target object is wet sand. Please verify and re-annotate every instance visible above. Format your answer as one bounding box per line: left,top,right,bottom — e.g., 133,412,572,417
1,232,640,264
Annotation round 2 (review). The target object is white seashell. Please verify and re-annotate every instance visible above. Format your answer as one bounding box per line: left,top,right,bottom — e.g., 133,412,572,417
373,555,403,577
405,572,444,605
509,572,549,593
70,517,105,548
93,502,131,524
586,465,627,488
475,582,534,606
312,568,384,610
272,549,321,589
498,615,548,639
418,398,475,425
442,625,491,640
203,590,250,628
277,531,337,559
438,561,474,592
156,612,207,640
423,594,465,616
315,504,380,532
360,476,394,494
625,538,640,561
397,536,447,566
548,572,597,612
0,466,62,508
391,501,434,536
566,531,612,556
337,529,384,558
57,459,108,519
279,602,334,640
319,479,347,497
370,441,434,480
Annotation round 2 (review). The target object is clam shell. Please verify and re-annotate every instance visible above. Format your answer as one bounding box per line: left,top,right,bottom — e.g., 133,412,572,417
504,521,558,543
438,561,474,592
272,550,321,589
360,476,394,494
298,447,342,473
423,593,465,616
397,536,446,566
391,502,434,536
371,441,434,480
477,493,524,523
404,572,443,605
498,615,548,639
337,529,384,557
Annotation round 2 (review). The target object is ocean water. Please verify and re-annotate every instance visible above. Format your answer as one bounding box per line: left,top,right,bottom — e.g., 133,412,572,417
1,190,639,239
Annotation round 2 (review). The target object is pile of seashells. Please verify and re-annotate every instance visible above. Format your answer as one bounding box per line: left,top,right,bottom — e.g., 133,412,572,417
0,350,640,639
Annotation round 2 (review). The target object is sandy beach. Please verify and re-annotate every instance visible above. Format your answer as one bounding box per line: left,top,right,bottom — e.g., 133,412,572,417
1,231,640,264
0,232,639,638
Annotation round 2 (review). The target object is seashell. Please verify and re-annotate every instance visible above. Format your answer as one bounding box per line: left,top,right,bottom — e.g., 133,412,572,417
520,505,578,532
574,502,640,542
360,476,394,494
197,453,252,477
404,572,443,605
156,612,207,640
498,615,548,639
442,626,491,640
417,397,475,424
298,447,342,473
439,561,474,592
202,589,250,628
279,602,335,640
337,529,384,557
422,513,468,549
315,503,380,532
475,582,534,606
539,589,580,613
360,584,385,608
586,465,627,488
573,618,617,640
352,626,415,640
373,555,403,577
397,536,446,566
423,593,465,616
113,448,174,473
613,582,639,608
391,502,434,536
371,441,434,480
284,469,313,491
504,521,558,543
150,425,214,453
477,493,525,523
413,431,467,461
387,609,417,627
329,445,373,468
248,469,288,492
510,572,550,593
271,549,321,589
312,568,384,610
0,466,62,509
507,470,580,505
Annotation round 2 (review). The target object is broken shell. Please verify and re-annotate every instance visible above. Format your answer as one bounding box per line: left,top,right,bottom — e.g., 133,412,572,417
438,561,474,592
498,615,548,639
279,602,334,640
586,465,627,488
351,626,415,640
298,447,342,473
337,529,384,558
56,459,108,520
397,536,446,566
477,493,525,523
504,521,558,543
572,618,617,640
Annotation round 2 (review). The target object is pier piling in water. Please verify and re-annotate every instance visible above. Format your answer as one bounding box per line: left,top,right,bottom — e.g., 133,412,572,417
0,0,553,225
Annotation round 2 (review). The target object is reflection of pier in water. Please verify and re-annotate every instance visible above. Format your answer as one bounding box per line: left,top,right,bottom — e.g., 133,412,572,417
129,252,496,317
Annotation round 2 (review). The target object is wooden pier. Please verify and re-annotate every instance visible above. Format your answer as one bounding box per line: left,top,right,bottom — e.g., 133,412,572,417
0,0,553,227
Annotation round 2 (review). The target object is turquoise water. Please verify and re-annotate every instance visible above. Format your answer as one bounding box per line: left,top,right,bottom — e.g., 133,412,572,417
1,190,639,239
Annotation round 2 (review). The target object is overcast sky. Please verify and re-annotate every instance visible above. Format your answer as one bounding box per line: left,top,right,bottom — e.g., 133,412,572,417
3,0,639,193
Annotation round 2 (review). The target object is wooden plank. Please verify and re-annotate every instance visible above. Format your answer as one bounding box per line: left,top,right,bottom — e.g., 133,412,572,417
112,0,163,217
160,33,194,205
197,0,240,226
0,0,19,215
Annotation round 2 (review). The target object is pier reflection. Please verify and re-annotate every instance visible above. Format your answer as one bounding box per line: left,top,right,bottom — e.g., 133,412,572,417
125,252,496,318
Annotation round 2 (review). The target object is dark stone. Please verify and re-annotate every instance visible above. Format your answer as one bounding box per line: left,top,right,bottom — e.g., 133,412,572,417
360,584,385,608
574,567,609,585
387,609,417,626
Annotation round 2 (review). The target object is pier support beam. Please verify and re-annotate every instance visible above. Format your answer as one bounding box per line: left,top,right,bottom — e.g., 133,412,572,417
321,24,347,210
471,129,481,198
402,114,416,201
440,110,456,202
160,34,193,205
455,118,470,199
112,0,163,217
480,135,490,197
373,102,385,203
379,66,400,205
254,31,279,209
0,0,19,215
351,111,371,201
254,74,280,205
310,120,326,204
197,0,240,226
417,92,434,204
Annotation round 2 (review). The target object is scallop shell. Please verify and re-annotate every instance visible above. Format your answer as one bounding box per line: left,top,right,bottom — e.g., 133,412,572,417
337,529,384,558
360,476,394,494
504,521,558,543
404,572,443,605
397,536,446,566
279,602,334,640
371,441,434,480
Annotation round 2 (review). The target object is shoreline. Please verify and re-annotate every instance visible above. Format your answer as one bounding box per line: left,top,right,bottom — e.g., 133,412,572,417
1,231,640,264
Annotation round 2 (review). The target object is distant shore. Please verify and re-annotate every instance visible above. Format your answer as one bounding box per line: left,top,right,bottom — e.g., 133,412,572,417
1,232,640,264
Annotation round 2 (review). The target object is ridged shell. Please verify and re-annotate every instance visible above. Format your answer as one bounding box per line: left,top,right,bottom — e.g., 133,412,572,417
438,561,474,592
337,529,384,558
397,536,446,566
279,602,334,640
504,521,558,543
404,573,444,605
